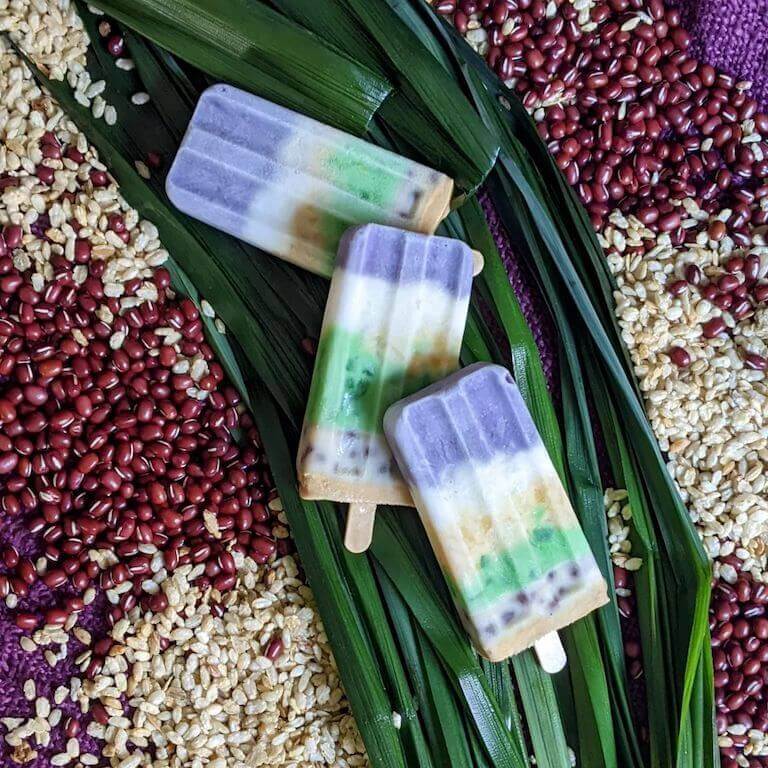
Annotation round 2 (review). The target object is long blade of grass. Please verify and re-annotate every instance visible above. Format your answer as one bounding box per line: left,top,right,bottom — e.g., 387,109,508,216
462,306,505,367
696,647,718,768
556,330,639,768
511,653,571,768
417,632,476,768
269,0,499,191
86,0,391,133
517,308,616,768
121,30,197,139
477,659,530,768
562,621,617,768
589,365,677,768
375,566,448,768
336,539,435,767
480,659,513,732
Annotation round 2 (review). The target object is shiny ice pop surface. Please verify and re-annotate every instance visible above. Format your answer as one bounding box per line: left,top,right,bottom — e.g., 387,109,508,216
297,224,475,507
384,363,608,661
166,85,454,277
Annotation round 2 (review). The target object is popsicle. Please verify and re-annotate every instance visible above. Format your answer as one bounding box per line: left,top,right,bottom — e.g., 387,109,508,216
383,363,608,664
166,84,454,277
296,224,476,551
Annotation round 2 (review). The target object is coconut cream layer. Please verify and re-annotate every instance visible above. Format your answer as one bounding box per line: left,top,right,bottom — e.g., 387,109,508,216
297,424,412,506
327,269,467,347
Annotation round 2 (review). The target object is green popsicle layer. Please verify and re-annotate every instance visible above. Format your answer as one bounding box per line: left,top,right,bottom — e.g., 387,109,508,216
299,147,423,265
458,521,592,610
323,142,413,209
305,326,448,434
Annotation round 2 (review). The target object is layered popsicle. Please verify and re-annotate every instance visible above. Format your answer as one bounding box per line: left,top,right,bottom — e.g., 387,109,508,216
297,224,475,510
384,363,608,662
166,84,454,277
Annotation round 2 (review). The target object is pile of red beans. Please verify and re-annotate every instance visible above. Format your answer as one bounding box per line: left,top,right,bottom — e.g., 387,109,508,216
436,0,768,371
435,0,768,239
0,211,280,651
711,572,768,767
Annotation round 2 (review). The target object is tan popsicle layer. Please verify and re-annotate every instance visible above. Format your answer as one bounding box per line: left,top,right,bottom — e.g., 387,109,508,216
416,175,455,233
298,469,414,508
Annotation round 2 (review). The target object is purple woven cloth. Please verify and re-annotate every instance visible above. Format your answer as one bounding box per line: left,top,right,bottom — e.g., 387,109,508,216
0,519,104,768
674,0,768,109
482,196,560,392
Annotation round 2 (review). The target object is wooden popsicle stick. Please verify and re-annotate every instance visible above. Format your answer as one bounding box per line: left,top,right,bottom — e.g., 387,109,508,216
344,503,377,553
471,249,484,276
534,631,567,674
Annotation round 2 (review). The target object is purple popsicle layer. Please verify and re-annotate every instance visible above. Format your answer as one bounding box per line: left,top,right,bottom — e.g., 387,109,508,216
166,85,290,237
169,154,264,234
337,224,475,296
384,363,540,488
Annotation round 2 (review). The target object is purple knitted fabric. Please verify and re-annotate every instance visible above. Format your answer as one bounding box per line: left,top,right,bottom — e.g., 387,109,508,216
673,0,768,109
0,518,104,768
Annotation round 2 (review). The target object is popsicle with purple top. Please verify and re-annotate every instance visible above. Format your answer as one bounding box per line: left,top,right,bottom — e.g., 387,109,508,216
384,363,608,665
166,84,454,277
296,224,476,551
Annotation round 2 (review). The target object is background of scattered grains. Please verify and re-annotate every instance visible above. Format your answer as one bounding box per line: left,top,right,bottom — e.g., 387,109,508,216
0,2,368,766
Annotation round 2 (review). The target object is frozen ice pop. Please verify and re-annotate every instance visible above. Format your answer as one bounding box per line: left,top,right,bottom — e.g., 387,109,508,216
384,363,608,663
166,84,454,277
296,224,476,546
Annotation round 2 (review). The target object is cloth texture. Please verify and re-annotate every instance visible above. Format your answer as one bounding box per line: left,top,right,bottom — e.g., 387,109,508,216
674,0,768,108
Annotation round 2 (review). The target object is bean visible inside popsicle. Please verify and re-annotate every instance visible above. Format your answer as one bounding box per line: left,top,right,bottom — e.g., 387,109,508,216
297,224,478,551
384,363,609,663
166,84,454,277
